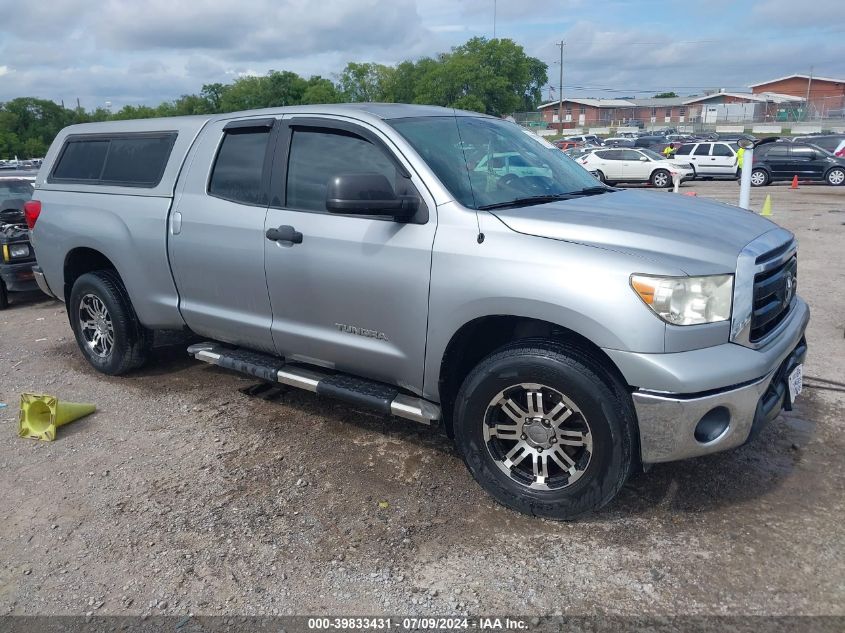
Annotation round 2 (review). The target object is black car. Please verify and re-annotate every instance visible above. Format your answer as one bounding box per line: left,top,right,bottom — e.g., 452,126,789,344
791,134,845,156
749,140,845,187
0,177,39,308
633,135,666,149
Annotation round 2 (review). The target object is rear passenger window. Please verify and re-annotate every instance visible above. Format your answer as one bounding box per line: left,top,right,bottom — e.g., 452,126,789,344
50,134,176,186
101,136,176,185
208,129,272,205
286,129,397,212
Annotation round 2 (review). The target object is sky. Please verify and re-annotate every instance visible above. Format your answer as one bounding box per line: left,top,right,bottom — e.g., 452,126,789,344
1,0,843,110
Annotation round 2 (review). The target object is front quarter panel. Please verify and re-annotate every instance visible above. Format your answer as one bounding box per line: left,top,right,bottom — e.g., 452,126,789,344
422,205,680,401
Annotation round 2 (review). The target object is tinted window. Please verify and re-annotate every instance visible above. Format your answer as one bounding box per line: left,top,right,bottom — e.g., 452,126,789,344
51,134,176,186
674,144,694,155
765,145,790,158
208,129,271,205
620,150,642,160
286,129,397,212
101,136,175,185
52,140,109,180
596,150,623,160
791,146,816,159
712,144,734,157
693,144,711,156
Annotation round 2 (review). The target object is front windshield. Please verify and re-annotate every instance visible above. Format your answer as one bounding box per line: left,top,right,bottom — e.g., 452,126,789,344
640,149,666,161
0,180,34,202
389,116,600,209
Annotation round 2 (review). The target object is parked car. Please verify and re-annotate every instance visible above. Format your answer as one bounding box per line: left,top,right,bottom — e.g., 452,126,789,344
579,147,694,187
602,137,635,147
0,177,40,308
474,152,552,178
633,135,667,149
565,134,604,146
564,146,600,161
30,104,809,519
673,142,738,179
715,133,757,144
554,140,581,151
792,135,845,157
749,140,845,186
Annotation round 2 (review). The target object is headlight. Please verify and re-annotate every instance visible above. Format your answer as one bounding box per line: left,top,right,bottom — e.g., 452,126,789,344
631,274,733,325
9,244,31,259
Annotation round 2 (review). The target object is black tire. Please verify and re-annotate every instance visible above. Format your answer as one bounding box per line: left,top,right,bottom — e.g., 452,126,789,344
826,167,845,186
68,270,152,375
595,170,606,183
0,279,8,310
750,168,769,187
452,339,636,520
650,169,671,188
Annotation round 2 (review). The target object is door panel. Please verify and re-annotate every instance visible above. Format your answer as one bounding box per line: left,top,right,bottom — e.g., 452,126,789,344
619,149,647,180
690,143,713,175
710,143,737,176
264,118,436,393
168,119,277,352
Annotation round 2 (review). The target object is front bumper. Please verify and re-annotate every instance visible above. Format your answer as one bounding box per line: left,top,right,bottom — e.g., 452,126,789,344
633,338,807,463
0,260,39,292
607,297,810,464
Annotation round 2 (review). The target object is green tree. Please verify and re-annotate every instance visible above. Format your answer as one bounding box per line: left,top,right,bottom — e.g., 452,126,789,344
653,91,679,98
339,62,394,102
302,76,342,104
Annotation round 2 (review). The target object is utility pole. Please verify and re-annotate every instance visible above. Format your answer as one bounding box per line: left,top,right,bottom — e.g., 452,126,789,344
804,66,813,121
493,0,497,39
556,41,565,134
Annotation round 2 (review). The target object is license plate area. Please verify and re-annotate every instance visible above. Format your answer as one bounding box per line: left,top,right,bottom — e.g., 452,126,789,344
787,364,803,404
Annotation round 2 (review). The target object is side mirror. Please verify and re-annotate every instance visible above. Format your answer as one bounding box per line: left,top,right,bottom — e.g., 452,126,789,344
326,173,419,221
639,156,648,161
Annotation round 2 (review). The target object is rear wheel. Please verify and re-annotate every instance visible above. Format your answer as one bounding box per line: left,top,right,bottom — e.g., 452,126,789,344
0,279,8,310
69,270,152,375
452,339,635,520
650,169,671,188
750,168,769,187
826,167,845,186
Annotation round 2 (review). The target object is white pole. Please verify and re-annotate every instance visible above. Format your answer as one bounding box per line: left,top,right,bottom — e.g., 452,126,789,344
739,147,754,210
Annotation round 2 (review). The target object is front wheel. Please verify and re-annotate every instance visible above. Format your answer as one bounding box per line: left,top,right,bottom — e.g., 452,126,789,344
650,169,671,188
750,168,769,187
826,167,845,186
69,270,152,375
452,340,635,520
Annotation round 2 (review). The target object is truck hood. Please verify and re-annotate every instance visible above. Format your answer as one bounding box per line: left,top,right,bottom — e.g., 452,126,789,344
490,189,778,275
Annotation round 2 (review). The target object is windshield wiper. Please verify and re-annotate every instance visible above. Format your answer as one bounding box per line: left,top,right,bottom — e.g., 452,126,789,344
477,187,613,211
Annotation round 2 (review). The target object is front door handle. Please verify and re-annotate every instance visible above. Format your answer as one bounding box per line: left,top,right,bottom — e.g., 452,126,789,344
266,225,303,244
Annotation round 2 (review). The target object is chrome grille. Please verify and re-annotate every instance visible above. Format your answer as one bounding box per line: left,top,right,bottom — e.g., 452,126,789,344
750,255,797,343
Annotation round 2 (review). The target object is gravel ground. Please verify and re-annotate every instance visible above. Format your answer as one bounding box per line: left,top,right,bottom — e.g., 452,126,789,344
0,180,843,617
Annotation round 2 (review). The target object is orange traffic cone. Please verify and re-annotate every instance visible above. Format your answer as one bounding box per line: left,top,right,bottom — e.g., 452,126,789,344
791,175,799,189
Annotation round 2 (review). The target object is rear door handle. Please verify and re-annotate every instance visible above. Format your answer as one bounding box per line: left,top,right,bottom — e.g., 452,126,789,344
266,225,303,244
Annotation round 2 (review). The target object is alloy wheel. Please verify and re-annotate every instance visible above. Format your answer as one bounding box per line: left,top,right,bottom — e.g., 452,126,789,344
483,383,593,490
79,293,114,358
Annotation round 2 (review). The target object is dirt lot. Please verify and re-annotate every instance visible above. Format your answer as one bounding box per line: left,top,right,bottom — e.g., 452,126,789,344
1,180,843,617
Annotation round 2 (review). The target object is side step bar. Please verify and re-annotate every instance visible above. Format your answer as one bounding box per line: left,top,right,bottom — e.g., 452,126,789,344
187,342,440,425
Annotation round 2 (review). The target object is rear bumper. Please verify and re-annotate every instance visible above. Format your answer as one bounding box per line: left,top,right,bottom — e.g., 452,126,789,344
0,261,39,292
633,339,807,463
32,265,56,298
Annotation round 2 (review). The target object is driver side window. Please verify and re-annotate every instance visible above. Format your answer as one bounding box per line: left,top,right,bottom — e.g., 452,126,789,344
286,128,398,213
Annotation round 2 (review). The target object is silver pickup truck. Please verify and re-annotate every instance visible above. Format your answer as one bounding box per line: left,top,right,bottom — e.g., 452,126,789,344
29,104,808,519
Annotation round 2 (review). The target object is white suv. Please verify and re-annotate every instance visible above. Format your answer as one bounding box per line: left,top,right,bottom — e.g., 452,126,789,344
579,147,694,187
674,142,738,179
